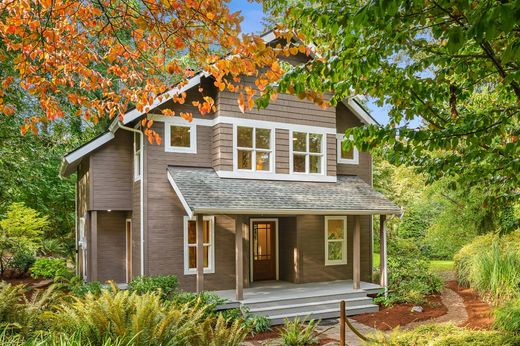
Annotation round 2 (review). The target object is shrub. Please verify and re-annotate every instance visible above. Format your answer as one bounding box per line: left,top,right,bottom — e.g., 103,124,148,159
70,281,103,297
44,286,249,346
8,251,35,277
494,298,520,335
30,258,70,279
128,275,178,299
375,237,443,306
367,323,520,345
455,231,520,304
279,317,319,346
0,203,48,276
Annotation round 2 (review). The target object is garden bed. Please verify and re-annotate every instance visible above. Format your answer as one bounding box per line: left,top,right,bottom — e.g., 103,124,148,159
445,280,492,330
351,294,447,330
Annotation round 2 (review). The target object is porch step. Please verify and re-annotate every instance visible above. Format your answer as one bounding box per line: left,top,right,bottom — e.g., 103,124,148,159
244,291,368,309
268,304,379,326
249,296,374,316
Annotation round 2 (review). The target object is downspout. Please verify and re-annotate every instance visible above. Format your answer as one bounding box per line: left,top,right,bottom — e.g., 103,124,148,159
117,121,145,277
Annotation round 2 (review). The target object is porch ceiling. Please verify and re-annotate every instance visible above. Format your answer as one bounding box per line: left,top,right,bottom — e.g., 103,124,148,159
167,166,401,217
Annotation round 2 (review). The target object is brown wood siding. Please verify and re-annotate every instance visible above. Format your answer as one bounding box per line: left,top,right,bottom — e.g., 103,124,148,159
97,211,127,283
275,129,290,174
296,215,372,283
278,217,298,282
131,181,141,279
335,102,372,184
89,131,133,211
77,160,90,217
148,122,212,168
326,134,337,177
218,78,336,128
212,123,233,172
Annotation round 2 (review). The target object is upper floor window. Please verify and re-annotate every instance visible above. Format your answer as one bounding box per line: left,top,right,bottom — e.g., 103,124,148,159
165,123,197,153
291,131,324,174
236,126,273,172
336,134,359,165
133,132,142,181
183,216,215,275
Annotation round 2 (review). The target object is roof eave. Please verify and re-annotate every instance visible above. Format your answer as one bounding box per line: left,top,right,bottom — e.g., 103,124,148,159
192,207,402,216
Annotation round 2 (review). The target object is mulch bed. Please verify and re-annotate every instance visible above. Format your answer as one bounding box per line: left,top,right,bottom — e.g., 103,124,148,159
351,294,448,331
445,280,493,330
244,326,336,345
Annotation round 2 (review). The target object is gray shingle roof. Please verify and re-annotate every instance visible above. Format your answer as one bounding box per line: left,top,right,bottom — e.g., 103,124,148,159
167,166,401,216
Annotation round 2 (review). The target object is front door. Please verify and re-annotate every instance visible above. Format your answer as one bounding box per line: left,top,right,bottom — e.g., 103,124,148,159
252,220,276,281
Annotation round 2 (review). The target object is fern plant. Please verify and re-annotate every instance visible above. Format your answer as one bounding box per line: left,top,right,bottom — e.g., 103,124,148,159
279,317,319,346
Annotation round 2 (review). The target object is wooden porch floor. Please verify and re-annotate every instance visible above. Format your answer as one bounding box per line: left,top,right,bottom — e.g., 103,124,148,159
214,280,382,303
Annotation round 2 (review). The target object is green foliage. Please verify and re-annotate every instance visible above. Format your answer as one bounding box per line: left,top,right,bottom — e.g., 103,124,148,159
128,275,178,300
170,291,225,310
455,231,520,304
70,281,103,298
0,203,48,276
30,258,70,280
245,313,270,335
265,0,520,210
279,317,318,346
44,286,250,346
8,251,35,276
376,238,443,307
0,282,61,337
39,239,68,258
494,298,520,335
367,323,520,346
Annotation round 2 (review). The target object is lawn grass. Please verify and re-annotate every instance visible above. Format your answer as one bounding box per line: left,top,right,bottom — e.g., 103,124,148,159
373,253,454,273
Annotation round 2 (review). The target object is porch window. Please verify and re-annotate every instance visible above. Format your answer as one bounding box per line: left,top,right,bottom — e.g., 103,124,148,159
325,216,348,265
133,132,142,181
291,131,324,174
183,216,215,275
236,126,272,172
336,134,359,164
165,123,197,153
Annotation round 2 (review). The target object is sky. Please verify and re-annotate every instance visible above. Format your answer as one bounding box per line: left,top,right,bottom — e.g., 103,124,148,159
228,0,394,125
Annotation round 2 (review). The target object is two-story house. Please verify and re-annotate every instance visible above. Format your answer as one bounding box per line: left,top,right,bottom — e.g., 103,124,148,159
60,32,400,323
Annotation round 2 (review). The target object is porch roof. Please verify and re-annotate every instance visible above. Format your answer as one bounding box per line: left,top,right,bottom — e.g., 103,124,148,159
167,166,401,217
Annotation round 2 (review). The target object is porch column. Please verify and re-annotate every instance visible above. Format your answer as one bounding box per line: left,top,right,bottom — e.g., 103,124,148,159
353,215,361,290
235,217,244,301
90,211,98,281
379,215,388,296
196,214,204,293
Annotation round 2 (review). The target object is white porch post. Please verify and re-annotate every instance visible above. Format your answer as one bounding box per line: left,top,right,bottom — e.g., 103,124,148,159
196,214,204,293
235,217,244,301
379,215,388,296
353,215,361,290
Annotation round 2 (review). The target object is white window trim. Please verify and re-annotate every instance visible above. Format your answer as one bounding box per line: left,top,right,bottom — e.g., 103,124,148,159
165,123,197,153
183,215,215,275
336,134,359,165
233,124,275,173
324,216,348,266
289,130,326,175
133,132,142,181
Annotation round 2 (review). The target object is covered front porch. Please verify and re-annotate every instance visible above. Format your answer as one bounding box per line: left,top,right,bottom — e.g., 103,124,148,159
167,166,401,304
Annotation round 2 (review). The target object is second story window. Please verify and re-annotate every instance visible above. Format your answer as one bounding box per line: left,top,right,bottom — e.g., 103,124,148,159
336,134,359,165
133,132,142,181
236,126,272,172
165,123,197,153
292,131,324,174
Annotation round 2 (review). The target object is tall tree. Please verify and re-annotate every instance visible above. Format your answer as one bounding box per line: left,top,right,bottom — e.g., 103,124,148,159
264,0,520,211
0,0,300,142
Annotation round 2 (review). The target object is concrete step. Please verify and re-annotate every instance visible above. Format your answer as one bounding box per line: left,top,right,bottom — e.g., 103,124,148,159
268,304,379,326
243,290,368,309
250,297,374,316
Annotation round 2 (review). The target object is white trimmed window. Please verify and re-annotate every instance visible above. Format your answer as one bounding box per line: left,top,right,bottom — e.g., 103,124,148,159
165,123,197,153
291,131,324,174
133,132,142,181
336,134,359,164
183,216,215,275
325,216,348,265
235,126,273,172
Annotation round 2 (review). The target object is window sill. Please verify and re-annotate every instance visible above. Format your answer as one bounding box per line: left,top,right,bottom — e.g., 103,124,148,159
324,261,348,266
184,268,215,275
